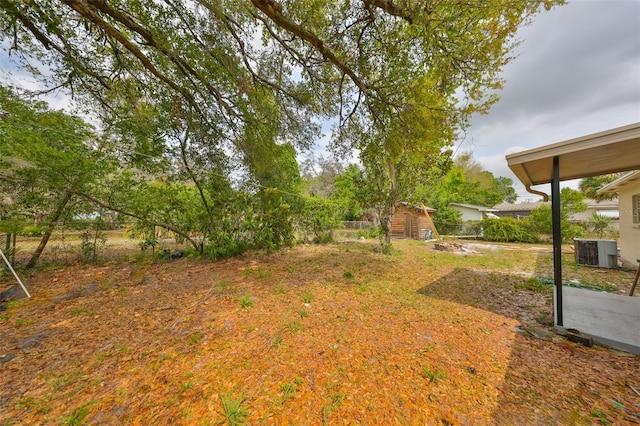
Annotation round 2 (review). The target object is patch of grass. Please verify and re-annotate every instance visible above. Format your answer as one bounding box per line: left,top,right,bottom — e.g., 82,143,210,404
279,383,296,405
0,314,7,323
322,384,346,425
590,406,611,425
342,271,354,280
14,395,51,414
71,307,87,316
187,331,202,345
5,300,28,309
215,280,231,293
301,293,313,303
239,295,253,308
279,377,304,405
515,277,551,293
356,284,369,294
15,318,35,326
114,343,129,354
299,309,309,319
272,335,284,348
219,394,249,426
421,366,446,383
257,268,271,279
275,282,287,294
285,321,303,332
45,373,78,391
420,343,436,353
93,350,112,367
57,401,93,426
243,268,253,278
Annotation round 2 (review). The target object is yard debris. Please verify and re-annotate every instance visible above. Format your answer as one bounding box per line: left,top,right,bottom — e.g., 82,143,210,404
0,353,16,365
434,242,463,252
566,329,594,347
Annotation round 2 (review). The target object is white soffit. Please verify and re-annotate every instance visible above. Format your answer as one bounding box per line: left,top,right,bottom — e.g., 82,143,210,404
506,122,640,186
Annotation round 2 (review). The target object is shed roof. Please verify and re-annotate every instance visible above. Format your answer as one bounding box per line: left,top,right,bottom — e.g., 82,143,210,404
396,202,436,212
506,122,640,188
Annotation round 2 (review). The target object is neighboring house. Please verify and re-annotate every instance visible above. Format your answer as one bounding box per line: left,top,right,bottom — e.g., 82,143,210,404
570,198,619,229
391,202,436,240
598,170,640,267
492,201,549,219
449,203,499,221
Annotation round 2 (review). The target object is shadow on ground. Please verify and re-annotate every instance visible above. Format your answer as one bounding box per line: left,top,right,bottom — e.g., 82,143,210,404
417,253,640,425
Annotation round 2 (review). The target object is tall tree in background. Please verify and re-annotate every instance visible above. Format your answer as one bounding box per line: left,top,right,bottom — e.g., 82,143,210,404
300,155,345,199
427,152,517,232
579,174,620,201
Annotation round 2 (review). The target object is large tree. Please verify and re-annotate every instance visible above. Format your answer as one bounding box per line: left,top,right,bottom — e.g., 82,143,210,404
1,0,562,156
1,0,563,251
354,75,455,244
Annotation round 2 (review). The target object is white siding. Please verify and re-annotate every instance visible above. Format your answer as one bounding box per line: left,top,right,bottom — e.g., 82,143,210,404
618,182,640,266
455,206,483,222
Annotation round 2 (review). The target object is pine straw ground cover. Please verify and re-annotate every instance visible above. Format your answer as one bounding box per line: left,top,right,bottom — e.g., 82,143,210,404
1,238,639,425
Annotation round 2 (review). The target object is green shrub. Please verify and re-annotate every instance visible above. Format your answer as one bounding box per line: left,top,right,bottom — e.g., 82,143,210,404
295,197,341,244
205,239,248,260
482,217,537,243
356,226,381,239
528,205,587,243
18,225,44,237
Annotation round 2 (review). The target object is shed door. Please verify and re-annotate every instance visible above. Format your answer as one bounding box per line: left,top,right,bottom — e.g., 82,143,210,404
404,214,412,238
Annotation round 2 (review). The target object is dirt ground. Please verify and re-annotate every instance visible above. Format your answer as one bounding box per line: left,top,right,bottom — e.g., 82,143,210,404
1,236,639,425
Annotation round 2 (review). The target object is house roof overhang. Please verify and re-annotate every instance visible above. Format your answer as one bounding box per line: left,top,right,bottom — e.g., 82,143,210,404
506,122,640,191
597,170,640,195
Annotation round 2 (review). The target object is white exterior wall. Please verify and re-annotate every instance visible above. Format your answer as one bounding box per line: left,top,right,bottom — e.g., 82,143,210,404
618,181,640,266
455,206,483,222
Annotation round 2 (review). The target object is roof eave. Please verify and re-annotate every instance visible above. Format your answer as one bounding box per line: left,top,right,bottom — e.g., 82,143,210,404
506,122,640,186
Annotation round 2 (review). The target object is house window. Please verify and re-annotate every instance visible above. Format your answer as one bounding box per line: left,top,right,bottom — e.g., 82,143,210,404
634,194,640,225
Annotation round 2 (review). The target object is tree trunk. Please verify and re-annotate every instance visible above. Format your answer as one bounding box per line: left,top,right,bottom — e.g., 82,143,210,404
380,214,393,245
379,158,398,247
25,191,72,269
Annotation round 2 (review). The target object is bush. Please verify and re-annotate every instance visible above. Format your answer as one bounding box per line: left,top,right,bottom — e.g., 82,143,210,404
528,205,587,243
482,217,537,243
432,206,462,235
356,226,381,239
18,225,44,237
205,239,248,260
295,197,341,243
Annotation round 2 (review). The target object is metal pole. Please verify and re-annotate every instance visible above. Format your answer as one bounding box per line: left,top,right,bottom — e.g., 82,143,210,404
552,156,562,326
0,248,31,298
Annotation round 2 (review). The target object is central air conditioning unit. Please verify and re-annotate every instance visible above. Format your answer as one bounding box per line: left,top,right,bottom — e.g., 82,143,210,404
574,238,618,268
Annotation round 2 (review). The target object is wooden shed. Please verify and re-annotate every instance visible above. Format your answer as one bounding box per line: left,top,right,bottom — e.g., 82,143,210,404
391,202,436,240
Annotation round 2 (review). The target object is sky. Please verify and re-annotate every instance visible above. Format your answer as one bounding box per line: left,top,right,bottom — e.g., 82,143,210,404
460,0,640,201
